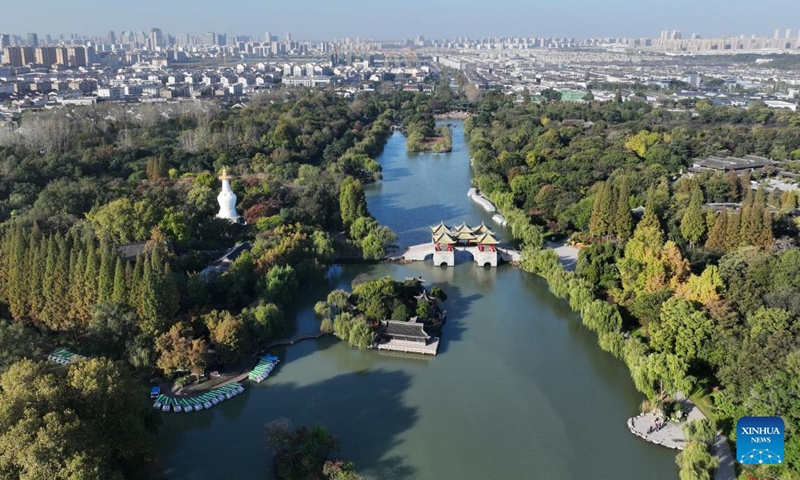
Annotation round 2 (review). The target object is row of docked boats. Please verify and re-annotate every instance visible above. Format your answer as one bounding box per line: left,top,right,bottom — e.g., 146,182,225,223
248,355,280,383
47,347,83,365
153,382,245,413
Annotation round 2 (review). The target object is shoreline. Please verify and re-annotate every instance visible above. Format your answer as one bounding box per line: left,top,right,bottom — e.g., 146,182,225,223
434,111,470,120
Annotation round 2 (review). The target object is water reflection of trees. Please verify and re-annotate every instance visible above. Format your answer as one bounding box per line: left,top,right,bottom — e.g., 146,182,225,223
156,369,418,480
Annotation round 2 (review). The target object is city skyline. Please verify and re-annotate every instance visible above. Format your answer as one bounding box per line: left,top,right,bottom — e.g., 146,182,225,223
3,0,800,41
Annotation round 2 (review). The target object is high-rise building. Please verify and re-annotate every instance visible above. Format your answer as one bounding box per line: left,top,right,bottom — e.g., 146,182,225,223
150,28,163,50
26,32,38,47
108,30,116,44
774,28,781,39
55,47,69,66
2,46,22,66
68,46,87,67
786,29,792,39
0,34,9,49
264,31,272,43
1,46,34,66
21,46,35,65
35,46,57,67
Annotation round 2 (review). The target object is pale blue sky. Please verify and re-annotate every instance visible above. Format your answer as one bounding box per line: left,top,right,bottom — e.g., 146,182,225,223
2,0,799,40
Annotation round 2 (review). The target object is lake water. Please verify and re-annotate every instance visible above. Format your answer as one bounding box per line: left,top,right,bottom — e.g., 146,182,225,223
155,121,678,479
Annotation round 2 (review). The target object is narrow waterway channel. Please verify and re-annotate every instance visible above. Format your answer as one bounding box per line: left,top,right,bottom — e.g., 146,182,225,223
155,121,678,479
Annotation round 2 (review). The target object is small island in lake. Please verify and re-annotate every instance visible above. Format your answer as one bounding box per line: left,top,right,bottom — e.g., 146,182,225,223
406,121,453,153
314,276,447,355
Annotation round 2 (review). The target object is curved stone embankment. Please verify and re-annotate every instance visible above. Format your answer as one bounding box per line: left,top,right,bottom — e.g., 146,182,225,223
434,111,470,120
467,188,496,212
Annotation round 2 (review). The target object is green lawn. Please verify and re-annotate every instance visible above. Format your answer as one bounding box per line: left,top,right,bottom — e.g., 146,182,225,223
688,377,716,421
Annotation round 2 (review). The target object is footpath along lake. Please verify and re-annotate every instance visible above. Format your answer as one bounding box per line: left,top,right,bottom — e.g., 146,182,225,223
155,121,678,479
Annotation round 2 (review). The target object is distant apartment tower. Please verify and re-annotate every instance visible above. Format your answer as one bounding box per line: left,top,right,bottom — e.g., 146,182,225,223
2,46,34,66
26,32,38,47
2,46,23,66
35,46,57,67
150,28,163,50
774,28,781,39
0,34,10,49
108,30,116,44
787,29,793,39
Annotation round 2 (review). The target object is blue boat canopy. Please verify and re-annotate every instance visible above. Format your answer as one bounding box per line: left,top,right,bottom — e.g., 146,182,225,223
150,386,161,397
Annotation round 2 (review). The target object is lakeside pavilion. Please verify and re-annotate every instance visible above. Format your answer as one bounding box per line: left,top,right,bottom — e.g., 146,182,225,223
430,221,501,252
376,319,439,356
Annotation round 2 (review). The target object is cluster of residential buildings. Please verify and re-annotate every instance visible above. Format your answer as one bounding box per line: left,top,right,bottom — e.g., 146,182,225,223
2,28,800,122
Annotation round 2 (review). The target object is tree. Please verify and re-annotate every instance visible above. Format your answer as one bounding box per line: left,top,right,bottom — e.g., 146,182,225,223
351,276,399,321
86,302,140,359
680,198,706,247
265,265,299,305
360,226,396,260
675,440,718,480
323,459,364,480
111,257,128,304
0,319,44,373
676,266,724,307
204,310,250,365
266,419,340,480
614,177,633,241
348,319,373,349
155,322,208,377
646,351,694,398
332,312,355,342
589,182,613,238
0,359,155,479
683,419,717,447
241,303,284,344
704,210,727,251
339,176,368,227
650,297,714,365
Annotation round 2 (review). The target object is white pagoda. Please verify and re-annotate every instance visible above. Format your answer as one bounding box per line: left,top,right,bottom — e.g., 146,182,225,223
216,169,240,221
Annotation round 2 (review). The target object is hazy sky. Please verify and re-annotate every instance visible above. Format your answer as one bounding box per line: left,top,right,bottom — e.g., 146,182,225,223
3,0,800,40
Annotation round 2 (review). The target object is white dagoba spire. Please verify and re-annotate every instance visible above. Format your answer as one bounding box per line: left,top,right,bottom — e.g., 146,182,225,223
216,168,239,221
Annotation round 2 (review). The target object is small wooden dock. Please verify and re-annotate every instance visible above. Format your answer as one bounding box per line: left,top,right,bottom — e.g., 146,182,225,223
376,338,439,356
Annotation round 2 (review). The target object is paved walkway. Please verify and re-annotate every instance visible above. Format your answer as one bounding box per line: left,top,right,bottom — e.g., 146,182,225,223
628,413,687,450
627,394,735,480
547,241,580,271
712,433,736,480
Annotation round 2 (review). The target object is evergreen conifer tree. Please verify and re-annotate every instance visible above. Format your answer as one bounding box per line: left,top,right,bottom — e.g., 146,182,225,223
725,212,742,251
82,237,99,315
97,236,114,303
614,177,633,242
705,210,728,252
51,234,70,328
680,197,706,247
589,182,613,238
112,257,127,304
130,256,144,307
6,226,28,321
68,249,88,328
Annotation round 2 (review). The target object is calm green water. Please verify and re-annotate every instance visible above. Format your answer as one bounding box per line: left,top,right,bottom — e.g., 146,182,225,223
155,122,678,479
